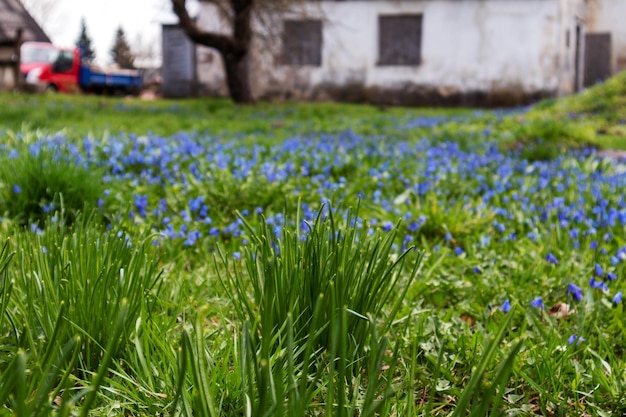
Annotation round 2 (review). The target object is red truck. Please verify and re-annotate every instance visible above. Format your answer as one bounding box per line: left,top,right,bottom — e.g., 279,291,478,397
20,41,142,95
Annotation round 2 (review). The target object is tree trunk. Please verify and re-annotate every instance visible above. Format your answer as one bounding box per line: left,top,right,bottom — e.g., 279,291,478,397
222,51,254,104
171,0,255,104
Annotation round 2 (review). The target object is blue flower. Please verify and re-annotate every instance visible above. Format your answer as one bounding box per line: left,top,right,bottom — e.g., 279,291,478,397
401,234,413,251
454,246,464,256
568,334,578,345
607,272,617,281
500,299,511,313
183,230,201,246
12,184,21,194
530,297,544,309
613,291,623,305
382,221,394,232
589,277,609,291
42,202,55,213
545,253,558,265
567,283,583,301
188,196,204,212
233,252,241,260
407,221,420,232
594,263,604,277
134,194,149,217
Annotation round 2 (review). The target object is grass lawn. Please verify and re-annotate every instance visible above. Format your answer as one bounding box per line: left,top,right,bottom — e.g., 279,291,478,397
1,72,626,416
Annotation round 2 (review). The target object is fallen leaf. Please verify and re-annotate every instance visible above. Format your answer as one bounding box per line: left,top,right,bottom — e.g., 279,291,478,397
548,301,574,319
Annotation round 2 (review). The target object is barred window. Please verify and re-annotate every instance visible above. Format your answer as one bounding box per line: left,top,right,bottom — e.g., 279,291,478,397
378,15,423,66
281,20,322,66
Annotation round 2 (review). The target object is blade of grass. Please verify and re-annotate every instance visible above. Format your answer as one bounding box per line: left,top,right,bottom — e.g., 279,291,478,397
78,298,130,416
452,308,517,417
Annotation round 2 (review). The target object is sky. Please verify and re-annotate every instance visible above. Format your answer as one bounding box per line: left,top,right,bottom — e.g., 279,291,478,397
25,0,194,66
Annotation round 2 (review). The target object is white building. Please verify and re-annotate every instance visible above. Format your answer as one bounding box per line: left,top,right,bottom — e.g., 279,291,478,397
162,0,625,106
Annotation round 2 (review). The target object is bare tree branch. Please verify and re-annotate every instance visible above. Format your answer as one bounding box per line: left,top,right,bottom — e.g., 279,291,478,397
171,0,244,56
231,0,254,47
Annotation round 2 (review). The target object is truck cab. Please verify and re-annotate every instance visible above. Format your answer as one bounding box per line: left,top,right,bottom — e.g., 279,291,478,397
44,49,82,93
21,42,80,92
20,42,58,89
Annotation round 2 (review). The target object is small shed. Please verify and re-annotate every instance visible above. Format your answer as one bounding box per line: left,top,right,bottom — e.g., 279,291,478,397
0,0,50,90
161,24,197,98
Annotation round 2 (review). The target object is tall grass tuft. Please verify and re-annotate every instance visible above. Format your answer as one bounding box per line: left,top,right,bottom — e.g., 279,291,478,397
8,213,163,372
0,214,162,414
209,206,422,415
0,139,106,226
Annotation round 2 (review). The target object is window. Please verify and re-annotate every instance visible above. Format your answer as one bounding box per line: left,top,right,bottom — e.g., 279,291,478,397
378,15,423,66
281,20,322,66
52,50,74,73
21,43,58,64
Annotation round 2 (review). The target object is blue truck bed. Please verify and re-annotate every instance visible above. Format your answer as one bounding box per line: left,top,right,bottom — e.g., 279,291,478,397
79,65,142,94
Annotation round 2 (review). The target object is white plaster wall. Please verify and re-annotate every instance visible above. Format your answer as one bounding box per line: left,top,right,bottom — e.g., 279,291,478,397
197,0,570,100
587,0,626,73
557,0,587,95
195,6,229,96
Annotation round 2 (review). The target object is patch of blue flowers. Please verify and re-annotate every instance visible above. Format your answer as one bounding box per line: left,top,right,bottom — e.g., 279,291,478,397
3,125,626,337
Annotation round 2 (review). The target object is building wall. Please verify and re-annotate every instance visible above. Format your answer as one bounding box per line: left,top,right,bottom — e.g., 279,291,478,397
0,42,19,91
196,0,577,105
586,0,626,74
195,8,230,97
556,0,587,94
0,65,17,91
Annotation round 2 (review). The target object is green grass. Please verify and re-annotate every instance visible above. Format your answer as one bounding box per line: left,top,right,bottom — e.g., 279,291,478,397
519,70,626,151
0,92,469,139
0,75,626,415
